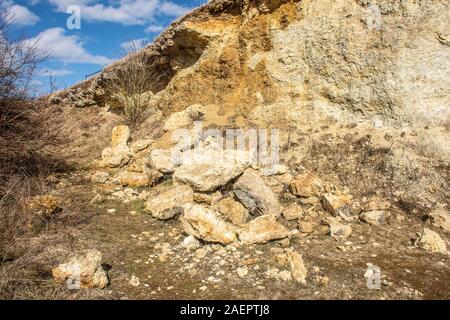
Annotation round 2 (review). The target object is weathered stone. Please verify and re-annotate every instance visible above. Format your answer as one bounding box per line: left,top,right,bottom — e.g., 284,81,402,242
90,171,109,184
277,270,292,281
144,185,193,220
238,215,289,245
213,197,249,225
111,125,130,148
101,145,130,168
282,203,304,221
236,266,248,278
364,197,391,211
174,162,244,192
130,139,153,153
234,169,282,216
428,208,450,232
180,204,237,244
181,235,201,251
52,249,108,289
288,251,307,284
298,220,315,233
415,228,447,254
193,191,222,205
290,172,324,197
163,104,205,131
149,149,177,173
119,171,150,187
360,211,385,226
321,193,353,220
327,218,352,242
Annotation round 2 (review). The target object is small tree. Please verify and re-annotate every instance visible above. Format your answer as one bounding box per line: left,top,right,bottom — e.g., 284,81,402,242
104,40,156,126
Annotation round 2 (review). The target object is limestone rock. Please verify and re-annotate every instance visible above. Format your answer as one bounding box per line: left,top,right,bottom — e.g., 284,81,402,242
101,145,130,168
360,211,385,226
149,149,177,173
163,104,205,131
298,221,315,234
288,251,307,284
233,169,282,216
213,197,249,225
90,171,109,184
174,162,244,192
181,235,201,251
238,215,289,245
180,204,237,244
111,125,130,148
130,139,153,153
52,249,108,289
428,208,450,232
321,193,353,220
290,172,324,197
415,228,447,254
327,218,352,242
144,185,193,220
282,203,304,221
119,171,150,187
277,270,292,281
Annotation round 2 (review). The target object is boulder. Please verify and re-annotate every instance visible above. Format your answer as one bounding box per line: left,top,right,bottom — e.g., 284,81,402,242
233,169,282,216
180,204,237,244
130,139,153,153
181,235,201,251
288,251,307,284
52,249,108,289
144,185,193,220
173,162,244,192
163,104,205,131
101,145,130,168
415,228,447,254
111,125,130,148
213,196,249,225
90,171,109,184
321,193,353,220
327,218,352,242
290,172,324,197
119,171,150,187
282,203,304,221
428,208,450,232
238,215,289,245
149,149,177,173
360,210,385,226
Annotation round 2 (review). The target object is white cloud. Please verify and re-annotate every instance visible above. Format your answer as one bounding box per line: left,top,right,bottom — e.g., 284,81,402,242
145,24,164,33
120,38,148,51
47,0,191,25
37,68,74,76
23,27,112,65
1,1,40,26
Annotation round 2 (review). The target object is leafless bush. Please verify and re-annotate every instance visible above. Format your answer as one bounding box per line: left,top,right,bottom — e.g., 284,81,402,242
104,41,157,126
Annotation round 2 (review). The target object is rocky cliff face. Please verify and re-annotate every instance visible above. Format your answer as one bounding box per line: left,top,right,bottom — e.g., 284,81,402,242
57,0,449,127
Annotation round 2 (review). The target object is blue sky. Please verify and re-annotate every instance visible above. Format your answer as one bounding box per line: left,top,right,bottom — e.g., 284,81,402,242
1,0,207,94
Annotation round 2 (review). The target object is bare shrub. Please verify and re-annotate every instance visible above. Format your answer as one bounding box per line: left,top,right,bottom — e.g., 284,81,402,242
104,41,157,126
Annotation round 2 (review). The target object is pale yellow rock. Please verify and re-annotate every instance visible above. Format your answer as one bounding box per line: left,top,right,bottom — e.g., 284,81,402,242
321,193,353,219
360,210,385,226
415,228,447,254
213,197,249,225
101,145,130,168
52,249,108,289
119,171,150,187
238,215,289,245
428,208,450,232
282,203,304,221
149,149,177,173
327,218,352,242
130,139,153,153
111,125,130,148
288,251,307,284
144,185,193,220
298,220,315,233
234,169,282,216
290,172,324,198
180,204,237,244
